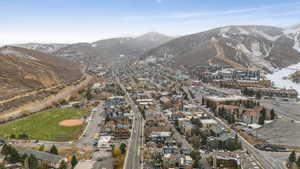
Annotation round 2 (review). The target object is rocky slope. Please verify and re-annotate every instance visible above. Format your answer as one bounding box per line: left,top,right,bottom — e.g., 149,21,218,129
140,25,300,72
0,46,82,100
54,32,172,64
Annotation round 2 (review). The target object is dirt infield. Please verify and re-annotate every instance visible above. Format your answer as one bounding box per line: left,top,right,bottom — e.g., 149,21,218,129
59,119,84,127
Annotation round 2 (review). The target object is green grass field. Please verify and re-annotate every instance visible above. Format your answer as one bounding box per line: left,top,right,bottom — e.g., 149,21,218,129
0,108,89,141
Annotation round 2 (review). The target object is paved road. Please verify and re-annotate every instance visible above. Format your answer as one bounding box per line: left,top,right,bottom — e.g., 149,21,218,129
113,72,143,169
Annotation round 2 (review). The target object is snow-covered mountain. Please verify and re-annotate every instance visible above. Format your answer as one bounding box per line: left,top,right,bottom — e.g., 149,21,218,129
14,43,69,53
54,32,172,64
140,25,300,72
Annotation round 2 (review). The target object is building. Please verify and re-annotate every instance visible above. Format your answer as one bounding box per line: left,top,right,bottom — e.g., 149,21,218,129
242,87,298,98
97,136,112,148
17,149,66,169
200,119,217,128
74,160,96,169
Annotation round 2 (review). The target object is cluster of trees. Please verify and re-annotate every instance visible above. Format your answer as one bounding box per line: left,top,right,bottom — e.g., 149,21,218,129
223,135,242,151
217,107,236,124
1,144,78,169
190,151,204,169
288,151,300,168
258,108,275,125
112,144,127,169
10,133,29,140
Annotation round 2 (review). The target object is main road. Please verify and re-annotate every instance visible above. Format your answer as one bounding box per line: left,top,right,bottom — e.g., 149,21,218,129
112,71,144,169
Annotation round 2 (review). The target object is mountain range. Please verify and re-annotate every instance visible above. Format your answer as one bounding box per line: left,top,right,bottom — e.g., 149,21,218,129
141,25,300,72
16,32,173,64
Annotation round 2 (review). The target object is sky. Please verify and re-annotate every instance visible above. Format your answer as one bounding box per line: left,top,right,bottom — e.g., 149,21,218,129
0,0,300,44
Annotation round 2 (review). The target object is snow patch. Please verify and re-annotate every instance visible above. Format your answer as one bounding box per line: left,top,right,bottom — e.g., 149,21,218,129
237,43,274,71
267,62,300,96
0,48,38,61
252,28,280,41
251,42,262,56
248,123,262,129
293,33,300,53
237,27,250,35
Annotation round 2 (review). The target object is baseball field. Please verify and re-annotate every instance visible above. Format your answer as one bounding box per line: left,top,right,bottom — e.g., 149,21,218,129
0,108,89,141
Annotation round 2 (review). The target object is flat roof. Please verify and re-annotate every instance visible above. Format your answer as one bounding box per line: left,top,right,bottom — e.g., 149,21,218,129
200,119,217,124
206,95,248,102
74,160,96,169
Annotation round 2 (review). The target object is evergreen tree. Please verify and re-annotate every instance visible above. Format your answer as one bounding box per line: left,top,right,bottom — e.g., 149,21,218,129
27,154,38,169
1,144,20,163
71,155,78,168
289,150,296,163
258,108,266,125
120,143,127,154
270,109,276,120
296,156,300,167
49,145,58,155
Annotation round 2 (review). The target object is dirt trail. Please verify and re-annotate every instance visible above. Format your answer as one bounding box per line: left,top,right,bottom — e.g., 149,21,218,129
211,38,245,69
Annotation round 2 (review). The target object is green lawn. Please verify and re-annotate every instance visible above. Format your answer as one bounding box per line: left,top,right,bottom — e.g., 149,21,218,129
0,108,89,141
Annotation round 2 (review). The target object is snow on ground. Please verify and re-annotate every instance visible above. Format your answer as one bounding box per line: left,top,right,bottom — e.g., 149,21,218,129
293,33,300,53
219,27,231,35
237,26,250,35
248,123,262,129
252,28,281,41
251,42,262,56
0,47,38,60
237,43,275,71
265,120,273,124
267,62,300,95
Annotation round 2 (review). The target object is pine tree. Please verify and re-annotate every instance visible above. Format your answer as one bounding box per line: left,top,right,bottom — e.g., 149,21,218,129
289,150,296,163
27,154,38,169
49,145,58,155
270,109,275,120
296,156,300,167
120,143,127,154
71,155,78,168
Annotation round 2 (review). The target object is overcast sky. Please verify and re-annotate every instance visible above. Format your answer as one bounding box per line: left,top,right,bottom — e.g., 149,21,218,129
1,0,300,44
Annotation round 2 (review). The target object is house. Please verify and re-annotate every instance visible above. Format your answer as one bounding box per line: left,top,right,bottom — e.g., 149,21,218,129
17,149,66,169
97,136,112,148
150,132,172,144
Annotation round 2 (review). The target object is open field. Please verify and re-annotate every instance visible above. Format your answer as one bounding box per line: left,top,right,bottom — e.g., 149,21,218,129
0,108,89,141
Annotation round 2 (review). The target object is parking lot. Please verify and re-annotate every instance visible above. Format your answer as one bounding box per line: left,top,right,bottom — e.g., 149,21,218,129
256,118,300,146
